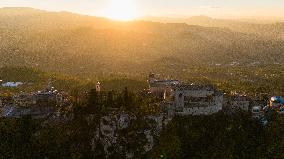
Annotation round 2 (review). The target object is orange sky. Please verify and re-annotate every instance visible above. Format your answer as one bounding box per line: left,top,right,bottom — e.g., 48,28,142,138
1,0,284,18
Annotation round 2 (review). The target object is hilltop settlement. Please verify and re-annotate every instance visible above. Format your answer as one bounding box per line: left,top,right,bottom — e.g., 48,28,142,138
0,73,283,158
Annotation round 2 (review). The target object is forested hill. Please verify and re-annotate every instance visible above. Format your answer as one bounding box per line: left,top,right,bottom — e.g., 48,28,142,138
0,8,284,77
141,15,284,40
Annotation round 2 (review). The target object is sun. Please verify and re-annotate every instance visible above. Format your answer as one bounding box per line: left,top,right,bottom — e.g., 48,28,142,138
103,0,139,21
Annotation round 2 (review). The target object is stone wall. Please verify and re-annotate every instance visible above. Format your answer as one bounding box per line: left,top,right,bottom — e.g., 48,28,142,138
173,85,223,116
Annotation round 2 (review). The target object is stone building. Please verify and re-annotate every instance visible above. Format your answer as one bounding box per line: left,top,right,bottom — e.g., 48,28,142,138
173,85,223,115
13,91,63,108
13,93,36,107
148,73,180,99
0,90,66,118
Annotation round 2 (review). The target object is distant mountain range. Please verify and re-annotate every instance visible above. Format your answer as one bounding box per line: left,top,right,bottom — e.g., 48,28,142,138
140,15,284,39
0,8,283,77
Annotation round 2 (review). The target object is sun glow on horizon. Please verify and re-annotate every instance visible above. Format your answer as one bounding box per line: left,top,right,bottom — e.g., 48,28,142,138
103,0,139,21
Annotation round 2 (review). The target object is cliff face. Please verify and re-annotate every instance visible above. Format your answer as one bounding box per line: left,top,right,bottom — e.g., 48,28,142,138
87,112,167,158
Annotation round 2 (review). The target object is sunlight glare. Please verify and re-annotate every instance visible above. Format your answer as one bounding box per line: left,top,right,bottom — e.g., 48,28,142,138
103,0,139,21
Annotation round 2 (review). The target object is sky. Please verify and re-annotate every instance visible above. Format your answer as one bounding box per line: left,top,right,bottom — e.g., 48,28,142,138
0,0,284,18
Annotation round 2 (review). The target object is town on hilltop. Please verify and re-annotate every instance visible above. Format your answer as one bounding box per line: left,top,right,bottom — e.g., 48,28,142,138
0,73,283,157
0,2,284,158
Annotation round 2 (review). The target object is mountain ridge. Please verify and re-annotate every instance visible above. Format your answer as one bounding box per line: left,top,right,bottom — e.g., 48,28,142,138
0,7,283,77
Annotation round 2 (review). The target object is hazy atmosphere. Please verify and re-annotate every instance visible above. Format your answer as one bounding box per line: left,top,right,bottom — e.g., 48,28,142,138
0,0,283,159
1,0,284,19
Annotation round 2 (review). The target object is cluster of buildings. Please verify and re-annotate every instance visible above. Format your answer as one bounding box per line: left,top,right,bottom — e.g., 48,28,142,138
1,81,24,87
0,88,70,118
91,73,229,157
0,80,24,88
148,73,224,116
0,73,283,158
147,73,283,118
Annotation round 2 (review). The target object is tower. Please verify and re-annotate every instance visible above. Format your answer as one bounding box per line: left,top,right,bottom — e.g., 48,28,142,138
96,82,101,92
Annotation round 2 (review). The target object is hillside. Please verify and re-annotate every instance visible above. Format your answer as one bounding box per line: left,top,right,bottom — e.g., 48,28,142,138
141,15,284,40
0,67,147,92
0,8,284,77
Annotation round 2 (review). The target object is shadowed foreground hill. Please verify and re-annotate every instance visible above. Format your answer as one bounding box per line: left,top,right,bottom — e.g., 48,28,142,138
0,8,284,76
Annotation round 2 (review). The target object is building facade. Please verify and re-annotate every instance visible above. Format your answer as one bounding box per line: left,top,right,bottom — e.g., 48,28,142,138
148,73,180,99
173,85,223,115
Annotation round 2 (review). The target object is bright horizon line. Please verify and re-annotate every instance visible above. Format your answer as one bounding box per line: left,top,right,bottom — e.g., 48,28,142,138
1,7,284,21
